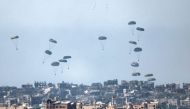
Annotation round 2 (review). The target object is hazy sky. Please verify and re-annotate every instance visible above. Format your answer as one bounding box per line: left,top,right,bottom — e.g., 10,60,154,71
0,0,190,87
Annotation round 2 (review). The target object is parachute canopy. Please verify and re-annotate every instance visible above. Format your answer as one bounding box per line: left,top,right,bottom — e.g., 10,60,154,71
144,74,153,77
147,78,156,81
11,36,19,40
63,56,72,59
136,27,145,31
134,47,142,52
129,41,137,45
51,62,60,66
49,38,57,44
132,72,141,76
98,36,107,40
128,21,136,25
59,59,67,63
131,62,139,67
45,50,52,55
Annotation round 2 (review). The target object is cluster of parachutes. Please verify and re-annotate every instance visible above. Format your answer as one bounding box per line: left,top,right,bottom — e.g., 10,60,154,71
128,21,144,61
43,38,57,64
42,38,72,75
129,21,144,79
51,55,72,75
129,21,156,83
144,73,156,82
9,22,155,81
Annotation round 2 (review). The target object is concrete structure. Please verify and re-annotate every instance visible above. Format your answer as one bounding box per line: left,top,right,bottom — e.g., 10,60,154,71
180,97,190,107
132,104,144,109
45,99,76,109
0,106,27,109
146,101,158,109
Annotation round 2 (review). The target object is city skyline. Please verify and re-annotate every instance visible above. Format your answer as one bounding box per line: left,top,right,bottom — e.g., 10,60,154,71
0,0,190,86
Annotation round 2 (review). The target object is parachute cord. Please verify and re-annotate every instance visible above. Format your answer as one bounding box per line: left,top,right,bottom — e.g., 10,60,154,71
42,58,45,64
60,64,64,73
42,55,46,64
100,41,105,51
16,46,18,51
12,40,18,51
53,67,58,76
61,69,63,73
68,66,70,70
67,63,70,70
129,46,133,55
137,53,141,62
129,26,136,37
48,42,51,50
42,54,50,64
136,31,142,42
131,29,135,36
102,46,104,51
105,0,109,13
91,1,96,11
105,3,109,12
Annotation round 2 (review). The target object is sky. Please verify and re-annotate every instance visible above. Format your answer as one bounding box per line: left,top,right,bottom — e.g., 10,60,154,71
0,0,190,87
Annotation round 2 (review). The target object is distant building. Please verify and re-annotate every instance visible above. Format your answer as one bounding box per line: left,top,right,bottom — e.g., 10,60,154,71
34,81,47,88
132,103,144,109
82,102,106,109
146,101,159,109
22,84,33,89
166,83,179,92
125,101,159,109
31,96,43,106
58,81,71,89
180,97,190,107
45,99,76,109
155,85,165,92
5,98,17,107
104,79,118,87
0,106,27,109
91,83,102,90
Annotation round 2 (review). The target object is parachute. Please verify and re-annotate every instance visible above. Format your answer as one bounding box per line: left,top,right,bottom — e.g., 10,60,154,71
132,72,141,76
59,59,67,63
144,74,153,77
49,38,57,50
128,21,136,36
129,41,137,45
128,21,136,25
63,56,72,69
49,39,57,44
147,78,156,82
136,27,145,31
134,47,142,61
131,62,139,67
98,36,107,40
51,61,59,66
136,27,145,41
42,50,53,64
45,50,52,55
134,47,142,52
98,36,107,50
10,35,19,50
11,36,19,40
51,61,60,76
63,56,72,59
59,59,67,73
